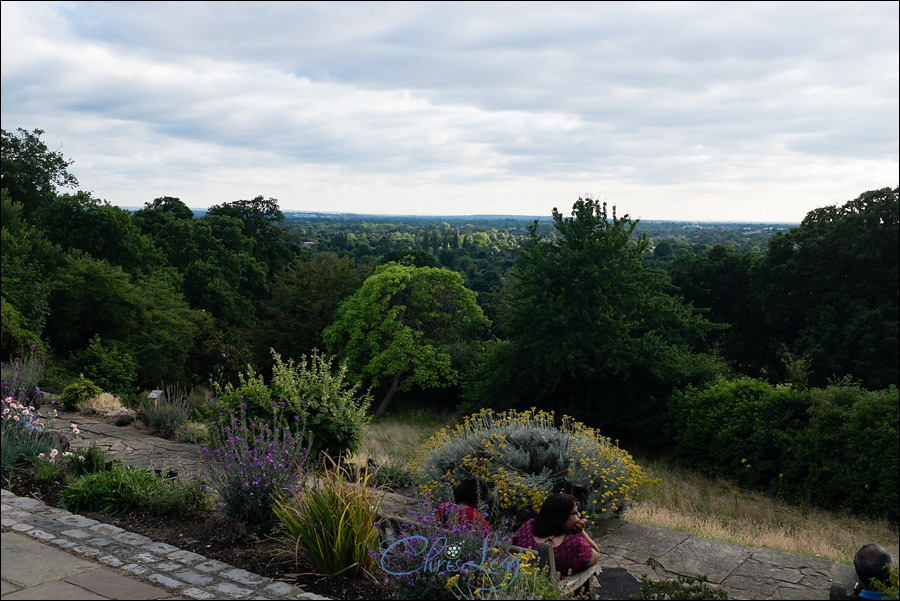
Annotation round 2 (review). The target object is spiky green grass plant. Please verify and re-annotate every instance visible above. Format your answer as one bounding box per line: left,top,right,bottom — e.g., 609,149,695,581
272,456,383,578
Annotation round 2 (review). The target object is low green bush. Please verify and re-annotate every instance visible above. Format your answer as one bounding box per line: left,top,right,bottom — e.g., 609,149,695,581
70,335,137,398
668,377,899,522
214,349,371,458
268,350,371,457
59,465,208,516
66,441,117,477
668,377,810,491
59,375,103,411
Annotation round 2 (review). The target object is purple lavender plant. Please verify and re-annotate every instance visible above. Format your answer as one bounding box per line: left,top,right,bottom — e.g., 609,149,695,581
201,401,312,530
378,497,514,600
1,348,45,409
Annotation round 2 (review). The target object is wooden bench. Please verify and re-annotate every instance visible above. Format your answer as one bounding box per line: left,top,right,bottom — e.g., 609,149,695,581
378,511,601,599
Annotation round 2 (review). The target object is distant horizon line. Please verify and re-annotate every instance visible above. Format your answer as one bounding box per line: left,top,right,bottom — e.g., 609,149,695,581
115,205,800,225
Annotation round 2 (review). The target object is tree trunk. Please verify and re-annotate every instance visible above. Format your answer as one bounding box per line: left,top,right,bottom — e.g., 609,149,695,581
374,371,403,419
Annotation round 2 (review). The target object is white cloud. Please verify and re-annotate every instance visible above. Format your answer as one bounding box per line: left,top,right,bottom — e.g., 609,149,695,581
2,1,897,221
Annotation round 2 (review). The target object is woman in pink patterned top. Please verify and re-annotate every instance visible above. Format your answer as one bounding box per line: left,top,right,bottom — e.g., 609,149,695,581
512,493,601,578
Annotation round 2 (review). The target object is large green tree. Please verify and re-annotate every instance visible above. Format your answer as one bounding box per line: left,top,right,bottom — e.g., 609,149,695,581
471,198,722,446
670,245,774,379
758,187,899,389
324,263,490,418
0,190,62,355
44,253,205,386
1,127,78,218
258,253,371,365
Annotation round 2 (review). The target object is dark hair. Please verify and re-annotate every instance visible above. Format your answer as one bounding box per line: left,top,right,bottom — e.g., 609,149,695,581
532,493,577,538
854,543,894,590
454,478,490,508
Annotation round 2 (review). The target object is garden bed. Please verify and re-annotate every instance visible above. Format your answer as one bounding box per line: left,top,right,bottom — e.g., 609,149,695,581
1,467,391,600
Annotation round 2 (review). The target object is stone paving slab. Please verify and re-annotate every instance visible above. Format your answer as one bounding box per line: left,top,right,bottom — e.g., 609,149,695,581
2,489,326,600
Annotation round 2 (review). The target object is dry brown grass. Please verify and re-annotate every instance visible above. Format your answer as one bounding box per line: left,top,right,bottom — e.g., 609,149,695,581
351,410,458,466
625,458,899,565
77,392,127,416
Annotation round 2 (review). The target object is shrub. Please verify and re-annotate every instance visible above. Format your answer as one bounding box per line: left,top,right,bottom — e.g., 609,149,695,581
214,350,372,458
1,396,70,471
1,349,45,409
273,456,383,577
789,383,898,522
668,377,899,522
201,402,312,530
668,377,811,491
71,335,137,397
409,408,647,528
268,349,371,457
141,384,192,439
59,375,103,411
66,441,117,478
212,365,272,420
178,420,209,443
59,465,208,516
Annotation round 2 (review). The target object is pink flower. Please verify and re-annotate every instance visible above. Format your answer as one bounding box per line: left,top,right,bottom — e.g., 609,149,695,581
13,416,19,421
71,424,80,435
38,453,46,459
50,449,59,459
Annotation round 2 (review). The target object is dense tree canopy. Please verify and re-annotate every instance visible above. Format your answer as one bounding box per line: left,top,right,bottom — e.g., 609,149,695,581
468,198,723,446
670,245,774,379
324,263,490,418
258,253,371,366
1,128,78,218
757,187,899,389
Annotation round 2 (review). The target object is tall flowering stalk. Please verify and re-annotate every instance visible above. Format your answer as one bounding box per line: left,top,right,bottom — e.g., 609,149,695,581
201,401,312,529
0,348,45,409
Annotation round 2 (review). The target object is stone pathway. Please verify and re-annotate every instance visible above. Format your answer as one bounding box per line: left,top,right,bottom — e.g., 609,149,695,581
2,490,328,600
57,411,206,478
591,520,855,600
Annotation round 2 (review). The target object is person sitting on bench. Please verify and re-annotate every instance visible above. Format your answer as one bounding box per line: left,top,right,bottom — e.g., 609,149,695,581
512,493,601,578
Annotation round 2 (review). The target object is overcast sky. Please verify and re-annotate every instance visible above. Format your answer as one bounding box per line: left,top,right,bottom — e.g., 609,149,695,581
2,1,897,222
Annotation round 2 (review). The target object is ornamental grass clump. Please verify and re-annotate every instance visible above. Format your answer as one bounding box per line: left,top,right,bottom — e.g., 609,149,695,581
272,455,383,578
141,384,193,439
202,401,312,531
409,408,647,528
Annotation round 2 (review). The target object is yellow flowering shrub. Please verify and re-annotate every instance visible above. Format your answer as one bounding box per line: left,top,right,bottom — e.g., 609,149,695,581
409,408,647,527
